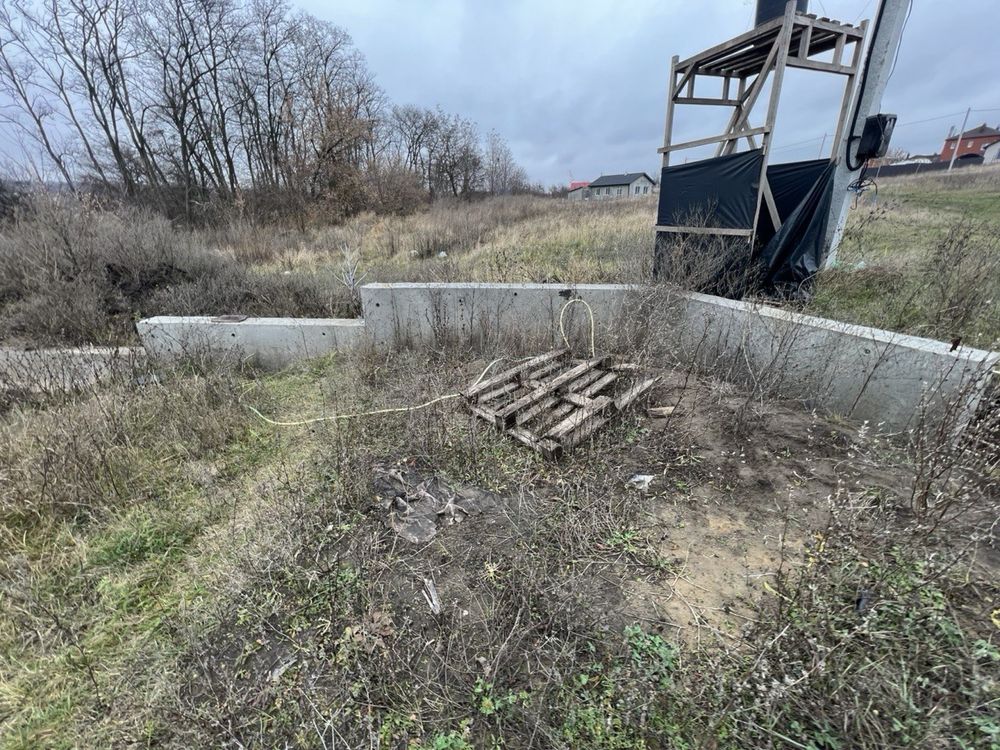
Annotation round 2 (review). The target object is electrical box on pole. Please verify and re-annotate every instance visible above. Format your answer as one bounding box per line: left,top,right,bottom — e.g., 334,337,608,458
822,0,910,266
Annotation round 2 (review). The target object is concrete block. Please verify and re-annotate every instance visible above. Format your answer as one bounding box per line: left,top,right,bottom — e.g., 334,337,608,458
136,316,364,369
359,282,998,433
0,346,146,394
360,282,637,352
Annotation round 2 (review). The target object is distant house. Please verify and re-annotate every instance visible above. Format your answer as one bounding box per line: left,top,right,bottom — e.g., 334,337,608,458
586,172,655,200
567,180,590,201
939,123,1000,161
984,140,1000,165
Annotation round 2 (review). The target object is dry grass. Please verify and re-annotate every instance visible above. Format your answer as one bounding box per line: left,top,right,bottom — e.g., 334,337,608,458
5,167,999,351
215,194,658,284
0,196,353,347
1,330,997,748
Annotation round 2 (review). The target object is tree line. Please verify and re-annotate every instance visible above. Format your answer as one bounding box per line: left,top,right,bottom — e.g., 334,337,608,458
0,0,537,223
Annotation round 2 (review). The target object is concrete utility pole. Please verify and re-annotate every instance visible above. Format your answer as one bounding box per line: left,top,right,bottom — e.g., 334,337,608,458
823,0,910,267
947,107,971,172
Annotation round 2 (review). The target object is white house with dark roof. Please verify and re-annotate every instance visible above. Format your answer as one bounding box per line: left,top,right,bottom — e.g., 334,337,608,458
585,172,655,200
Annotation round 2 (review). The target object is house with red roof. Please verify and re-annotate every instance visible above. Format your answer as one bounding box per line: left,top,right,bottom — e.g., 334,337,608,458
939,123,1000,161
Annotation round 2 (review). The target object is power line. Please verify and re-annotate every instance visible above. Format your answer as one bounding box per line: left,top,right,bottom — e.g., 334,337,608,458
892,112,965,128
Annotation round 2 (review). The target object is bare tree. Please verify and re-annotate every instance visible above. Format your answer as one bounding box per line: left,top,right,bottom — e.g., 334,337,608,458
0,0,532,221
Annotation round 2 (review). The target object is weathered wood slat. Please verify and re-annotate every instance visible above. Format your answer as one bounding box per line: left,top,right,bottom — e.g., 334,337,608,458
466,352,661,459
526,358,567,382
515,395,561,427
537,400,576,430
496,357,605,426
478,381,521,404
582,372,618,396
515,366,609,426
562,393,595,408
613,378,660,411
546,396,613,441
464,349,569,400
507,425,561,458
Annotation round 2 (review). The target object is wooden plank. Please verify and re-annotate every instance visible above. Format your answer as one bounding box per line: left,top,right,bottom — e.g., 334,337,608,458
657,126,768,153
613,378,660,411
562,393,595,408
507,425,560,458
515,395,561,427
674,96,743,106
786,58,854,75
478,381,521,404
515,367,608,426
545,396,614,441
496,357,605,425
761,176,781,233
469,403,499,423
561,368,606,393
526,357,566,382
716,36,780,157
464,349,568,400
805,17,864,37
675,15,785,71
797,22,813,58
654,225,754,237
530,400,576,432
580,371,618,397
831,19,869,156
750,1,795,245
661,55,679,168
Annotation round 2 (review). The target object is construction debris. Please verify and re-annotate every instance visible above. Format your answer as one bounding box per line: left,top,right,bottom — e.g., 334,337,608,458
373,464,497,544
463,349,659,459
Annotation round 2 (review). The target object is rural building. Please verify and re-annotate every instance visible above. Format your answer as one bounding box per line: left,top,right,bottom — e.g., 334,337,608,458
566,180,590,201
587,172,655,200
938,123,1000,161
984,140,1000,165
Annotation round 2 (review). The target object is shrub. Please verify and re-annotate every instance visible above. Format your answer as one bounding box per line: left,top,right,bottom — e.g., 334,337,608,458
0,195,349,345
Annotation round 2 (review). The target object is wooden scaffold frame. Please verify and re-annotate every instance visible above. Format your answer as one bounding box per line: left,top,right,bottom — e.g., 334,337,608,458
656,1,868,243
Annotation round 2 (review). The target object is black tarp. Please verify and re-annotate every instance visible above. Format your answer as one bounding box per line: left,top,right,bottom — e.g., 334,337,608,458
757,160,837,292
654,152,837,296
756,158,831,246
657,149,763,229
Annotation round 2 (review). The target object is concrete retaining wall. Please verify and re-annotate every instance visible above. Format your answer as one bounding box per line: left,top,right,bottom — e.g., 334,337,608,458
137,316,365,370
0,346,146,395
359,282,999,433
132,285,998,434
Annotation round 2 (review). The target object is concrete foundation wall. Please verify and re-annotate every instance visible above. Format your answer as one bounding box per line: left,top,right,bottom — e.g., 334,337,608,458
137,316,365,370
0,346,146,394
360,282,999,433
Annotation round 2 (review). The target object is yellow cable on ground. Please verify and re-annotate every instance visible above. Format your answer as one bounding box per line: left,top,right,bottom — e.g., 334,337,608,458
248,298,598,427
246,393,463,427
558,298,596,358
246,357,502,427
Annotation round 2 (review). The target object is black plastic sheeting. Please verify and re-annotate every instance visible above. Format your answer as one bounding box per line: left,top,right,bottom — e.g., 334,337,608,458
756,160,837,293
657,150,763,229
756,158,830,246
654,150,835,295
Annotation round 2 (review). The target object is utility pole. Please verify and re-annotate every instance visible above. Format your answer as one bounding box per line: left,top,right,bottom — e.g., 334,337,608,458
947,107,971,172
823,0,910,267
818,132,828,158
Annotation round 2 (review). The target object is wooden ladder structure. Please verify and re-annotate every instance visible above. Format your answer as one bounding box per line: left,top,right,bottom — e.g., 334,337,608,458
656,1,868,243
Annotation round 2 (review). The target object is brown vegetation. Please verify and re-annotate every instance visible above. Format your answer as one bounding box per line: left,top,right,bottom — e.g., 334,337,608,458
1,326,997,747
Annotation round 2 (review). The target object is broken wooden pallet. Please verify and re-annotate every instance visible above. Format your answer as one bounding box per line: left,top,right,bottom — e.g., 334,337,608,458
463,349,658,459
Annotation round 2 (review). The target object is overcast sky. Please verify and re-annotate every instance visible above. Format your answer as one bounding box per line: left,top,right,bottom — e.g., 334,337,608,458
315,0,1000,186
2,1,998,186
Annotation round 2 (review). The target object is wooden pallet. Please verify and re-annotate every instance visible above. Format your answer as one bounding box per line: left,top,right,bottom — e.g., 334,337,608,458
463,349,658,459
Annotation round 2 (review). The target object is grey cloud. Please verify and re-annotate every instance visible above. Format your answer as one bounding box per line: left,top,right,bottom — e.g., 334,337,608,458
316,0,1000,184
